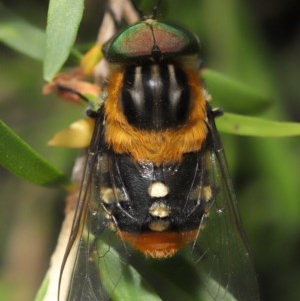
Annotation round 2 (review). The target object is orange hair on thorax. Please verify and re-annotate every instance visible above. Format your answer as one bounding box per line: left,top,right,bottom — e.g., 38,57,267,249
104,67,207,165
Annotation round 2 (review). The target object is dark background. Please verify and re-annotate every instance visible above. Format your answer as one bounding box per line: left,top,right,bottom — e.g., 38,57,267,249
0,0,300,300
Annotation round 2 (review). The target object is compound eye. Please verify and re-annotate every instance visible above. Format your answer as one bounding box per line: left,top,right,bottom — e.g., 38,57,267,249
103,20,200,62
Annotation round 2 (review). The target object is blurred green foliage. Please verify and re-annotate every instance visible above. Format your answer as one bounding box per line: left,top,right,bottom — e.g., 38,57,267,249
0,0,300,301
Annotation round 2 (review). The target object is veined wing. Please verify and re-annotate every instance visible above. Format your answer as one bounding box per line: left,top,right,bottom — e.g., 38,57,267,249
188,107,260,301
63,108,163,301
59,108,108,301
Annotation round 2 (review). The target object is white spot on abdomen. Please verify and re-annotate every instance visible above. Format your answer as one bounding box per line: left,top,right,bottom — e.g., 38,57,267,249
148,182,169,198
149,202,171,218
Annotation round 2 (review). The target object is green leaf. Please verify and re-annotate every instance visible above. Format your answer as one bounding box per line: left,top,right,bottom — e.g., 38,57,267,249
202,69,272,114
0,119,69,187
33,274,49,301
0,3,45,60
217,113,300,137
44,0,85,81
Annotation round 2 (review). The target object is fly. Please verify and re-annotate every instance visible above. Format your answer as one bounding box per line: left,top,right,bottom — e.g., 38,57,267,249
50,1,261,300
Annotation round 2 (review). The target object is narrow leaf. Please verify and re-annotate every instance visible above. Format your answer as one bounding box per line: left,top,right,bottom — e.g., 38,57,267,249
217,113,300,137
0,3,45,60
0,119,69,187
34,274,49,301
44,0,85,81
202,69,272,114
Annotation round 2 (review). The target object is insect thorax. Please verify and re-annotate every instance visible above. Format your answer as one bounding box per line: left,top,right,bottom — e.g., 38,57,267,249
120,62,191,131
104,62,208,164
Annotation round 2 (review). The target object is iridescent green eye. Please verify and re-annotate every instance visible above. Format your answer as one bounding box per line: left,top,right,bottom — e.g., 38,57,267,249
103,20,200,62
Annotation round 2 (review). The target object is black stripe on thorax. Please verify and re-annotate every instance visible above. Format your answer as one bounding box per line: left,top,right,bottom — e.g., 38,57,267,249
120,63,191,131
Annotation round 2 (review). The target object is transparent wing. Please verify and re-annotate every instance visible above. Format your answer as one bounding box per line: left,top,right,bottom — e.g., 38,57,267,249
187,108,260,301
62,110,162,301
59,108,111,301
